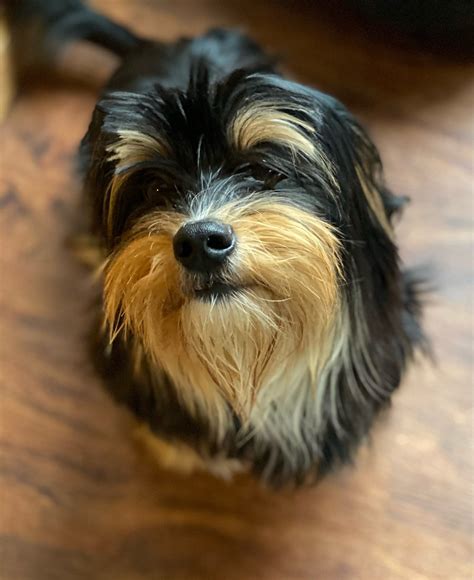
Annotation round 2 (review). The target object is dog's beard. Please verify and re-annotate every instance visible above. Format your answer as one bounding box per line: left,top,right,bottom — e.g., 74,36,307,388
103,198,342,431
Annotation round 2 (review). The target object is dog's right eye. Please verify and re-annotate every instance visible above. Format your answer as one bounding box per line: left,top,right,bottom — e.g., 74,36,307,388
239,162,284,188
145,180,172,207
146,180,164,199
253,166,285,189
265,169,285,189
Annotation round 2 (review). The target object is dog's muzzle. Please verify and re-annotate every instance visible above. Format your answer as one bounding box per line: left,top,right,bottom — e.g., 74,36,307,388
173,219,236,274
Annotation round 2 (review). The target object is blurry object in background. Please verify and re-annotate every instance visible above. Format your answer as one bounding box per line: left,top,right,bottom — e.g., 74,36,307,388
0,15,14,121
3,0,128,109
344,0,474,51
5,0,139,74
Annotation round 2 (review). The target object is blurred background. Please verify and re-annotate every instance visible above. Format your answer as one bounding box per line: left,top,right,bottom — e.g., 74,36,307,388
0,1,473,578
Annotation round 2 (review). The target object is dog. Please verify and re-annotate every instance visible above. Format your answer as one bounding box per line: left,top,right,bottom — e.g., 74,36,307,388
8,0,425,486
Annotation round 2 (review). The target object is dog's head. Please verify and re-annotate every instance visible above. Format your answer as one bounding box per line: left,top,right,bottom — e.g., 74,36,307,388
83,68,408,433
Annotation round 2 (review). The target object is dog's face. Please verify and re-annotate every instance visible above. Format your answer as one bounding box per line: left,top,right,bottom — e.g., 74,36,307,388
84,70,402,427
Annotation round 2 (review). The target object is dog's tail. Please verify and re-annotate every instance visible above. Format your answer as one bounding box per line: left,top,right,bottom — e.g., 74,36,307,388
5,0,145,80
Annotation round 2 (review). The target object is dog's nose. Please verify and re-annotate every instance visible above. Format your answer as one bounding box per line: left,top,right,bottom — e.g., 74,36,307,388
173,220,236,273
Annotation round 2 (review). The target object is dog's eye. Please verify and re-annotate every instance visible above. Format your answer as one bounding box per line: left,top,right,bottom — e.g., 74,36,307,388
145,180,171,206
146,180,164,199
266,170,284,189
252,166,285,189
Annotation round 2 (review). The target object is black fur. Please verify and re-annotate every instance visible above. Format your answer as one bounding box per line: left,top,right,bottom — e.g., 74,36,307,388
13,0,425,486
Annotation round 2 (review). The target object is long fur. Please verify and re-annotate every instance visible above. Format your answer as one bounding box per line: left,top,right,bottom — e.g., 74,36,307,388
11,0,425,486
104,199,342,435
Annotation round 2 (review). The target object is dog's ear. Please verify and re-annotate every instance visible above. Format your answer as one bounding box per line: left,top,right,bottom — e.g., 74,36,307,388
80,100,116,241
315,93,409,236
287,90,424,477
80,91,172,243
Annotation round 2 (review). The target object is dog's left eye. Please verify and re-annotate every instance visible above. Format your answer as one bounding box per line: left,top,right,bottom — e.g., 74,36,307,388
145,180,164,199
145,180,171,207
252,166,285,189
266,170,284,188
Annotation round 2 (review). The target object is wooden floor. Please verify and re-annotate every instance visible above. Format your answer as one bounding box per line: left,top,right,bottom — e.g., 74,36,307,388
1,1,473,578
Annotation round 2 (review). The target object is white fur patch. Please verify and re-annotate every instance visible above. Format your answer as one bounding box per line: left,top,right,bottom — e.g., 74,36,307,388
136,424,246,480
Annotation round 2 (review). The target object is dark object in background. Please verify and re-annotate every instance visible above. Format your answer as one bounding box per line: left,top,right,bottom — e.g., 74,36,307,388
345,0,474,50
4,0,140,81
7,0,426,487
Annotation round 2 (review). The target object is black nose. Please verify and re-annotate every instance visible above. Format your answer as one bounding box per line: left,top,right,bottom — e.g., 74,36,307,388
173,220,236,273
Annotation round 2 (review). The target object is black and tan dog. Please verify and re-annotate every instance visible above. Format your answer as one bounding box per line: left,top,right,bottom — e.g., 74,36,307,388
8,0,425,485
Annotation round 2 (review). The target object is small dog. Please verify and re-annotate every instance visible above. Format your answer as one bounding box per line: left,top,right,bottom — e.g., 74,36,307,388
9,0,425,485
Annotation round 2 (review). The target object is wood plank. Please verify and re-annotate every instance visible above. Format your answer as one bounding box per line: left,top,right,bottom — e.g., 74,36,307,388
1,1,472,578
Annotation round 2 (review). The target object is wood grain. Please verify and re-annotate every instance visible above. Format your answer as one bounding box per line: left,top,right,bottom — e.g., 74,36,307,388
0,1,473,578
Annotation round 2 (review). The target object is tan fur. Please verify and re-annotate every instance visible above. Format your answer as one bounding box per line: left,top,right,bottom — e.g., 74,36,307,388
230,103,336,184
103,211,184,340
103,170,129,237
105,130,169,235
107,129,169,169
231,103,316,155
136,424,245,479
356,166,393,238
103,198,343,440
136,424,205,474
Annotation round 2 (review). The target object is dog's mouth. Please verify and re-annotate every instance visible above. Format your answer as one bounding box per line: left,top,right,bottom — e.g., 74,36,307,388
193,281,243,301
